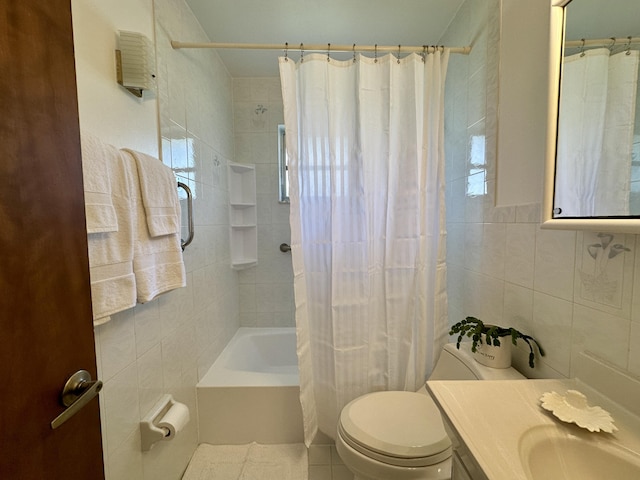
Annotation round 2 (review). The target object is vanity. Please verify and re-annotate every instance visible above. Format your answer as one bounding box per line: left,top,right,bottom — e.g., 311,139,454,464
426,351,640,479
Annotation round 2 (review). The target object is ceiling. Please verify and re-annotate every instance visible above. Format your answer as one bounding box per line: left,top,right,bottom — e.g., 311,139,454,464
183,0,466,77
565,0,640,40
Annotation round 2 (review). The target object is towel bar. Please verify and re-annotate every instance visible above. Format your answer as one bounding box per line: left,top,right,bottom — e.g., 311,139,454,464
177,182,194,251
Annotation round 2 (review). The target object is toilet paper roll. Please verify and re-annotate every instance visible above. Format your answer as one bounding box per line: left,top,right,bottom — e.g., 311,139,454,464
158,401,190,438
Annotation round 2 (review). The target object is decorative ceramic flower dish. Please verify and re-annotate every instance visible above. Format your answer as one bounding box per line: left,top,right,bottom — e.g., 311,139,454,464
540,389,617,433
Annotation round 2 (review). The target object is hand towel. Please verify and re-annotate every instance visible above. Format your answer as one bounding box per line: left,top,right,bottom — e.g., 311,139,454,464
123,148,180,237
81,132,119,233
87,148,137,325
122,150,186,303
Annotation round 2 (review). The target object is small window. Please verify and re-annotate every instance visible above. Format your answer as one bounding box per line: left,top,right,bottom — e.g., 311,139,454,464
278,124,290,203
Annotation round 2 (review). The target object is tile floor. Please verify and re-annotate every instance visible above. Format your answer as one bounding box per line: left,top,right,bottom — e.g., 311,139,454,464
181,442,354,480
307,444,353,480
182,443,307,480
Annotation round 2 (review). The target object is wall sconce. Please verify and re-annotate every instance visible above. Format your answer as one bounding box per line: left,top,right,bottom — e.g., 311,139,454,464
115,30,157,99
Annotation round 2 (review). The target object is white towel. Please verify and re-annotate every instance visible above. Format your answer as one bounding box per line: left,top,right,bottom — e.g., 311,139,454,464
81,133,119,233
123,148,180,237
123,150,186,303
87,148,137,325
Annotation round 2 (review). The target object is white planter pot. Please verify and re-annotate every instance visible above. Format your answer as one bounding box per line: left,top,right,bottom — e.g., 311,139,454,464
473,339,512,368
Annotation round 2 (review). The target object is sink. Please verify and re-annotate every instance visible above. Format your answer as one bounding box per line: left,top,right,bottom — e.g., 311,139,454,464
519,425,640,480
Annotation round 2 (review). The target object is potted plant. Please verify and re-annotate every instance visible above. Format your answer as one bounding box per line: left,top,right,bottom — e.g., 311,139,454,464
449,316,545,368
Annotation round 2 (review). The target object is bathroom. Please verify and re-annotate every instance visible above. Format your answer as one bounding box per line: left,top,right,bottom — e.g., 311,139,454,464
3,0,640,478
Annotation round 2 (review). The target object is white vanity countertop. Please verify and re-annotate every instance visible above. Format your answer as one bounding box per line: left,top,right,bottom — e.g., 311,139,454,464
426,379,640,480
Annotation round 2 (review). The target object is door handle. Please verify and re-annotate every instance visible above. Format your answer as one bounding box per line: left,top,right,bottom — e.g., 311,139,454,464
51,370,103,429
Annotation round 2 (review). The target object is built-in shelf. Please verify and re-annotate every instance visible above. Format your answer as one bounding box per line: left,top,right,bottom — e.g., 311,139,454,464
228,163,257,269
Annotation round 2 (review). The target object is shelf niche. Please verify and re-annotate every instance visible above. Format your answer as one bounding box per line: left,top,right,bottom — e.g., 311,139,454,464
228,163,257,269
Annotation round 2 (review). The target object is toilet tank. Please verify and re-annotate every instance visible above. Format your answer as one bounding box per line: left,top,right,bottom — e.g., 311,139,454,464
429,342,525,381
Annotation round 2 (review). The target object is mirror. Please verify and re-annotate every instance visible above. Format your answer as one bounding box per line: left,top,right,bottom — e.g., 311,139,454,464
542,0,640,232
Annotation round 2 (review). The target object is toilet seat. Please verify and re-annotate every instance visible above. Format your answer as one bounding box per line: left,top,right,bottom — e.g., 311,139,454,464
338,391,452,468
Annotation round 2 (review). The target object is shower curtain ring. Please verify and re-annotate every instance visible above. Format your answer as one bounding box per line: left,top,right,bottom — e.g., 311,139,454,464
284,42,289,61
626,36,632,55
609,37,616,52
300,43,304,62
397,44,401,64
353,43,357,63
579,39,586,57
421,45,426,63
327,43,331,62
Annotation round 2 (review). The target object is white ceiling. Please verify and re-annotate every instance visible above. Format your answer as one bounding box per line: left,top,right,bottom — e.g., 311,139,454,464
565,0,640,40
183,0,466,77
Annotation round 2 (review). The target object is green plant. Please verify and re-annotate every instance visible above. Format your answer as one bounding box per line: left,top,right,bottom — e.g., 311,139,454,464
449,316,545,368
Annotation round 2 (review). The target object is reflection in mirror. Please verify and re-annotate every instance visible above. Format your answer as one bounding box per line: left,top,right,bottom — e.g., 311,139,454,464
553,0,640,218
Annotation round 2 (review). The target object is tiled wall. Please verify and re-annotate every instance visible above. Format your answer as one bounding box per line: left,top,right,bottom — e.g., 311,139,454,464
232,78,295,328
74,0,240,478
441,0,640,380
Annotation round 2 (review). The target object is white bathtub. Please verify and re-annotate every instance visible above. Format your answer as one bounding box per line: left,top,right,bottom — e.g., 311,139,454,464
197,328,304,445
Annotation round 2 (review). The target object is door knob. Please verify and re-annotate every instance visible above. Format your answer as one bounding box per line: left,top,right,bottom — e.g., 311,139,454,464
51,370,103,429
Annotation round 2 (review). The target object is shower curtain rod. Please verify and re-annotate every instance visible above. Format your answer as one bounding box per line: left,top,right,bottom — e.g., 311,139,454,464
565,36,640,49
171,40,471,55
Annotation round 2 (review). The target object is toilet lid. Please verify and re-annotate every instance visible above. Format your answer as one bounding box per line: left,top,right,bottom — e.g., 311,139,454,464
339,391,452,461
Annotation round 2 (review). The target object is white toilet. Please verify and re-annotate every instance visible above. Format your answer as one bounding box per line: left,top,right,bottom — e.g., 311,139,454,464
335,342,525,480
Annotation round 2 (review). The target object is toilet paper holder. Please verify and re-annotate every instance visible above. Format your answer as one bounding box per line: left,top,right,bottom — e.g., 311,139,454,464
140,394,190,451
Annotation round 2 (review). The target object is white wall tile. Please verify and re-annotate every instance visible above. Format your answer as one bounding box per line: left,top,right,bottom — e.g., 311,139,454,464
134,301,163,358
98,309,137,382
136,344,164,418
533,229,576,301
571,304,631,372
481,223,506,279
464,223,483,273
108,430,144,480
503,282,533,332
103,362,140,458
531,292,573,377
628,322,640,376
232,77,295,327
504,223,536,288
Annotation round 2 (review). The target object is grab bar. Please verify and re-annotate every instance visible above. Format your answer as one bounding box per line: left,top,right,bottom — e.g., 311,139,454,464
177,181,194,251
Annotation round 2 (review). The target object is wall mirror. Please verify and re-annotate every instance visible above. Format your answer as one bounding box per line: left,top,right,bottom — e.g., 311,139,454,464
542,0,640,232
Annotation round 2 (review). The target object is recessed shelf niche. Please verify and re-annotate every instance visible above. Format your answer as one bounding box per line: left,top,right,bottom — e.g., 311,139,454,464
228,163,257,269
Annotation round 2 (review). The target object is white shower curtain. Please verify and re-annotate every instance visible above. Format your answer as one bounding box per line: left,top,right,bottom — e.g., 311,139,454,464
555,48,639,217
279,51,449,445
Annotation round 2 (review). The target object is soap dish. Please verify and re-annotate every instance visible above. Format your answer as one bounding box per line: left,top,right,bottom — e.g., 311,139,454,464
540,390,617,433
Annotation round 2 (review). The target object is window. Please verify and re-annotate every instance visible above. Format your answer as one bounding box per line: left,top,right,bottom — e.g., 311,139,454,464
278,124,290,203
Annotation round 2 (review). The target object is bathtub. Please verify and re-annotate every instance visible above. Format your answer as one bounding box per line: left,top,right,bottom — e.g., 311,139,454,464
197,327,304,445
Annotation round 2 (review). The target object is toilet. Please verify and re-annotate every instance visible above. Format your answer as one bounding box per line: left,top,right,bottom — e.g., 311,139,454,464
335,342,525,480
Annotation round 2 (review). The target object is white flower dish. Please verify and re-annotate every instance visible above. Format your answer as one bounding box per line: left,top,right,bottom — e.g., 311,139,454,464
540,389,618,433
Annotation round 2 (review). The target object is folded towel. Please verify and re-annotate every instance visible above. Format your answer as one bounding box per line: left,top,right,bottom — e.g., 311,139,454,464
123,148,180,237
81,133,119,233
122,150,186,303
87,148,137,325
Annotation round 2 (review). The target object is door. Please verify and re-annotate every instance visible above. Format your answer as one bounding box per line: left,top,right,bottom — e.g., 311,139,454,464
0,1,105,478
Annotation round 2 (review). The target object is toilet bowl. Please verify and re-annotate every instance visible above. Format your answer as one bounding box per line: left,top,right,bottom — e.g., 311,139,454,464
336,391,452,480
335,342,525,480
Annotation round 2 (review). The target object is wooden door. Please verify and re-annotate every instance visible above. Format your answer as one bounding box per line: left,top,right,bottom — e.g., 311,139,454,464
0,1,105,478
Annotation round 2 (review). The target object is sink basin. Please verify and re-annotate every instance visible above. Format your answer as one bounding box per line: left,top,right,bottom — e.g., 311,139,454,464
519,426,640,479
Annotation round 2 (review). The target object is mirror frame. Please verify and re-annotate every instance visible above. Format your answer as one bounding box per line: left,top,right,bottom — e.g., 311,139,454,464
542,0,640,233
